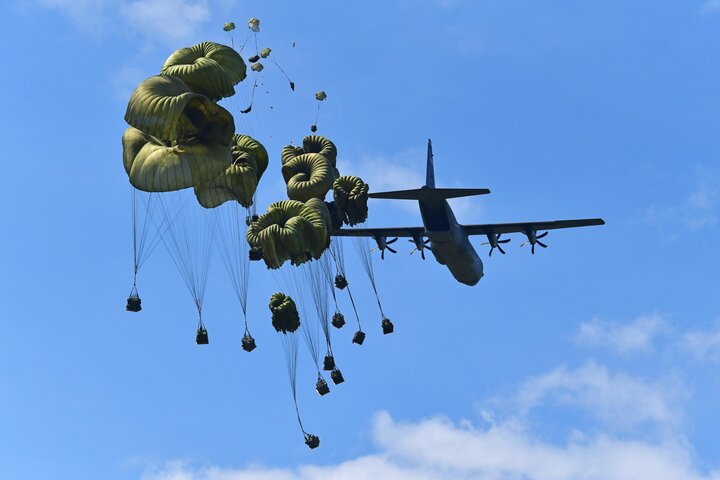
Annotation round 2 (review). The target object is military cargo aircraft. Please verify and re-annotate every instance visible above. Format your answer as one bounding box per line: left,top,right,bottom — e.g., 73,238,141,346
331,140,604,286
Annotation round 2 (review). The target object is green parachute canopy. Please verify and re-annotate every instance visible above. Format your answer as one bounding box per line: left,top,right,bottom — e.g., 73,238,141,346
223,22,236,31
247,199,331,269
302,135,337,166
333,176,369,226
160,42,247,101
281,145,306,166
269,292,300,333
194,134,268,208
235,134,269,178
122,126,232,192
282,153,335,202
125,75,235,144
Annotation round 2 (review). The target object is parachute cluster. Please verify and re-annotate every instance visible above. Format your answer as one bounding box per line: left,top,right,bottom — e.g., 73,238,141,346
122,39,269,354
123,42,267,208
122,18,388,452
247,134,368,270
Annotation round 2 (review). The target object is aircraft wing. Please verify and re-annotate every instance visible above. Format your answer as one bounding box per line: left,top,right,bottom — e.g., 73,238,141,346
331,226,425,238
462,218,605,236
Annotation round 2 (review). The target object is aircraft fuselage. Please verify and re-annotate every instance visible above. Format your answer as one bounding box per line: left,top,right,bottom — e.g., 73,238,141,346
418,190,484,286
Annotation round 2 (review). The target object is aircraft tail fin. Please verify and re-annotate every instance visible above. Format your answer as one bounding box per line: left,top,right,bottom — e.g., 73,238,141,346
368,139,491,200
426,138,435,188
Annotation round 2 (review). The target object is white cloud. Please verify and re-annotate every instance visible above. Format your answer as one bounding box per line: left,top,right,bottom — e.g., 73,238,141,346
138,364,716,480
575,314,667,354
139,413,713,480
37,0,111,31
681,324,720,362
514,363,683,432
119,0,210,43
35,0,212,43
646,176,720,231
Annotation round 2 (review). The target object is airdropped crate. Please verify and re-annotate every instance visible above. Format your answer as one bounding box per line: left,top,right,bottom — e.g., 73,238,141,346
352,330,366,345
241,334,256,352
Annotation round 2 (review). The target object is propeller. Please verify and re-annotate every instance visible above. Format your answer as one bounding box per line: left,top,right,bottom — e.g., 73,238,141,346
481,233,511,257
409,235,431,260
372,236,398,260
521,230,548,254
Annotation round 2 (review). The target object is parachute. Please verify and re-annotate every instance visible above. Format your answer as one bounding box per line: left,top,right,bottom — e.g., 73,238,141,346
269,292,300,333
121,40,264,343
333,176,369,226
269,291,320,449
125,75,235,144
311,91,327,132
160,42,247,101
273,265,332,397
119,29,391,449
246,199,331,269
282,154,335,202
194,134,268,208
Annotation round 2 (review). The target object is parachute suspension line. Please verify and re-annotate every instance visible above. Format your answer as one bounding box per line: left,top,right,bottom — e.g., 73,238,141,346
353,236,386,318
273,266,324,377
308,258,333,358
128,187,172,309
313,103,321,131
321,252,341,314
294,268,322,376
275,265,331,394
240,77,259,114
330,239,363,331
280,331,307,435
270,59,295,91
157,191,216,335
214,202,251,333
238,32,250,53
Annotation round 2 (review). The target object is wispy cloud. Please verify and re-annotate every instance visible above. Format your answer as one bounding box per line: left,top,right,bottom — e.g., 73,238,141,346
703,0,720,13
338,149,484,221
337,150,428,217
119,0,210,44
681,323,720,362
575,314,667,354
34,0,212,43
37,0,111,32
515,362,684,432
139,364,713,480
646,175,720,231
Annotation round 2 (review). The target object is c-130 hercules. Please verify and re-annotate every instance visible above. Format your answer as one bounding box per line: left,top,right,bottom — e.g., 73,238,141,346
332,140,605,286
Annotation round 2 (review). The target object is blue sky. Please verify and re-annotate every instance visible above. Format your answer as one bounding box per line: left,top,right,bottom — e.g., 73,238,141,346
1,0,720,479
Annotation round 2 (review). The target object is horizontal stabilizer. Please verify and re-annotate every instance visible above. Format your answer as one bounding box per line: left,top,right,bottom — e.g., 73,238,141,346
369,187,491,201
